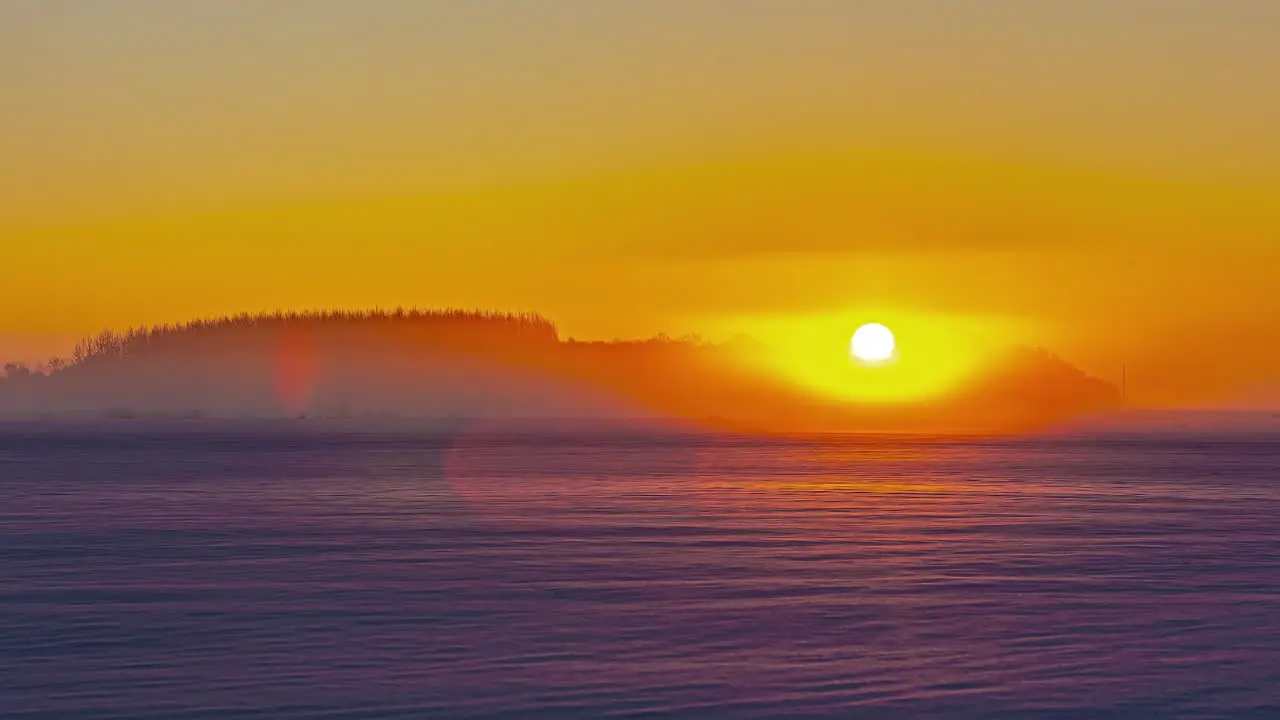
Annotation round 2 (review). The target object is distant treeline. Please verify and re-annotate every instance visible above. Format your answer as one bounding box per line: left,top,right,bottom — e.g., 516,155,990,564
66,308,560,367
0,307,708,381
0,307,1119,432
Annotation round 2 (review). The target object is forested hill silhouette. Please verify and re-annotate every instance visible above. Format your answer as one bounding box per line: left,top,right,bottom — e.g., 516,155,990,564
65,309,560,366
0,308,1119,432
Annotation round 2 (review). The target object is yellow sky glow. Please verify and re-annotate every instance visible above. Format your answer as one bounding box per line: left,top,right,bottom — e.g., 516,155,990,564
2,1,1278,407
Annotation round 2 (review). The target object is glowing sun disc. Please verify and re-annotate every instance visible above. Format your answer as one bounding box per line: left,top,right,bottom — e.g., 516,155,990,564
851,323,895,362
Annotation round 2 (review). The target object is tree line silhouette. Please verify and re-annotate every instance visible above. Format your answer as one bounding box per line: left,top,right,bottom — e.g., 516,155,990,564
66,308,559,366
0,307,1119,432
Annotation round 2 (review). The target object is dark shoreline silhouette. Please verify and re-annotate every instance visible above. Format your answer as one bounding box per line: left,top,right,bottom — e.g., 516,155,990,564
0,308,1119,433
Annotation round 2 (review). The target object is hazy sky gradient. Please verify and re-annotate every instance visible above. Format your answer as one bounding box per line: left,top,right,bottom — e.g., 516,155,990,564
3,1,1278,405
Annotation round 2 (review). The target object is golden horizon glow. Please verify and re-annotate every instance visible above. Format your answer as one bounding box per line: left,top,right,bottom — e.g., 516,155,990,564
721,310,1014,405
2,2,1279,408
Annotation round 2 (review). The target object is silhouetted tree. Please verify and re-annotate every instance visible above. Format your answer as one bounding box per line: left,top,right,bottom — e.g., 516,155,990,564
3,362,31,380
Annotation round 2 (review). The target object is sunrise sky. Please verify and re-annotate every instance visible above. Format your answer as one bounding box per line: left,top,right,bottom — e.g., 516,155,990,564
3,1,1278,407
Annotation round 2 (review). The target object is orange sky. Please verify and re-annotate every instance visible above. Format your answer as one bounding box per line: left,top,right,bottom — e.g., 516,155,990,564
2,1,1278,407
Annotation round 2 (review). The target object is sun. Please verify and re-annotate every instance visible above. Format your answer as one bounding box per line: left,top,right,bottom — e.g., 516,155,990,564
851,323,895,362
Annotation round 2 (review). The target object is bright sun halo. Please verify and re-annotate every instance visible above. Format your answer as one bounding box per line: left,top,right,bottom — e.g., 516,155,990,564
851,323,895,362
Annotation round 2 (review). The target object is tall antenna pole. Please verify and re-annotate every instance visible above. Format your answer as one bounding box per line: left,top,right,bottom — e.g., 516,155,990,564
1122,363,1127,404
